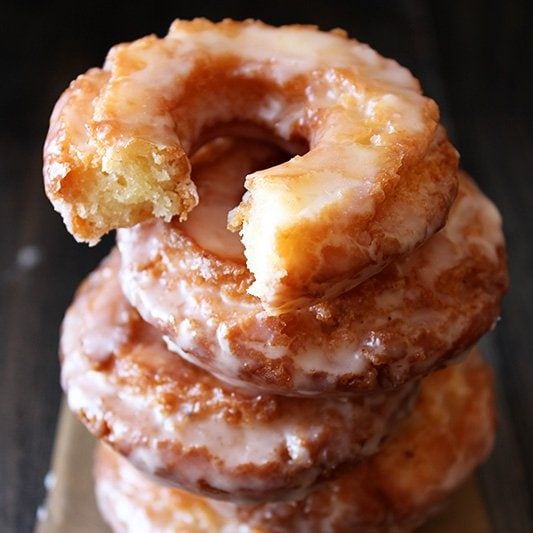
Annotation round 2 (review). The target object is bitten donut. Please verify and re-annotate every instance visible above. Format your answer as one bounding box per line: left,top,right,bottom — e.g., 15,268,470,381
118,139,507,396
61,252,416,502
44,18,459,312
94,350,495,533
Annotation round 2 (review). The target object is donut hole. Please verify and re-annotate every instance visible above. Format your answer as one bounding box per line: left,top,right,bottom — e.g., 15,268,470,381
167,62,310,262
180,137,290,262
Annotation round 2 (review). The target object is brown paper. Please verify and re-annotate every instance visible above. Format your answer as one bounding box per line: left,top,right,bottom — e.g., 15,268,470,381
35,400,492,533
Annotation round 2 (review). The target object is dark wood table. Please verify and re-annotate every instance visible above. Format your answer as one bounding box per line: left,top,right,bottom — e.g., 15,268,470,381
1,1,531,531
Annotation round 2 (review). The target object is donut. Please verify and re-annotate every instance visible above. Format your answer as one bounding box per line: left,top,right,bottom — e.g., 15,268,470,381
61,252,416,502
44,18,459,312
117,139,507,396
94,350,495,533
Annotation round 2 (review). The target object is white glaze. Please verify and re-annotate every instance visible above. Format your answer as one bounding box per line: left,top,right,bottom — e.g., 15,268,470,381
94,352,495,533
118,172,505,396
61,257,415,500
45,20,452,314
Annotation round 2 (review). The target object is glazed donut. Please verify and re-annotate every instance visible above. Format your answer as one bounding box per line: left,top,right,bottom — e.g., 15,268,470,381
117,140,507,396
61,252,416,502
94,350,495,533
44,18,459,312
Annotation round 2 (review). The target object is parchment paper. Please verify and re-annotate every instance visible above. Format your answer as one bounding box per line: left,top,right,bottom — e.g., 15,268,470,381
35,400,492,533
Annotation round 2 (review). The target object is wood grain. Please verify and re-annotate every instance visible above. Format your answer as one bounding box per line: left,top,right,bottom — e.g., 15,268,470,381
0,1,531,531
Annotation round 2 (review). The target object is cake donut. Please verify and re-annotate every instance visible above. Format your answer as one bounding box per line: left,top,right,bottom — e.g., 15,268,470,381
44,18,459,312
61,252,416,502
117,139,507,396
94,350,495,533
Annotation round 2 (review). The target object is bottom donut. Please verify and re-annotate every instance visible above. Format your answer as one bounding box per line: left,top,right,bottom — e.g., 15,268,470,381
94,350,495,533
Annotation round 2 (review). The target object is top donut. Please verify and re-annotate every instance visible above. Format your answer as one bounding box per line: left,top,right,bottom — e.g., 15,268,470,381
43,19,458,313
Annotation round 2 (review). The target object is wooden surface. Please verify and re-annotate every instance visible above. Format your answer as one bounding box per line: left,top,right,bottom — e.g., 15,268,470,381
0,1,531,531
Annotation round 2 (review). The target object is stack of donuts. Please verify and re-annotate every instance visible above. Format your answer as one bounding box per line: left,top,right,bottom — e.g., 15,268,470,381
44,20,508,532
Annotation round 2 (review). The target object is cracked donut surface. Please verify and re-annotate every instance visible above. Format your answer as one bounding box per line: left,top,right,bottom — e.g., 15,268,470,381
118,139,507,396
61,252,416,501
43,18,509,531
44,18,459,312
94,350,495,533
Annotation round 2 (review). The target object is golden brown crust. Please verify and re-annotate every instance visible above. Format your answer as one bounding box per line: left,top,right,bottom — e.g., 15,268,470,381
235,127,458,313
43,67,194,244
94,351,495,532
44,18,457,311
61,252,416,502
118,170,507,396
